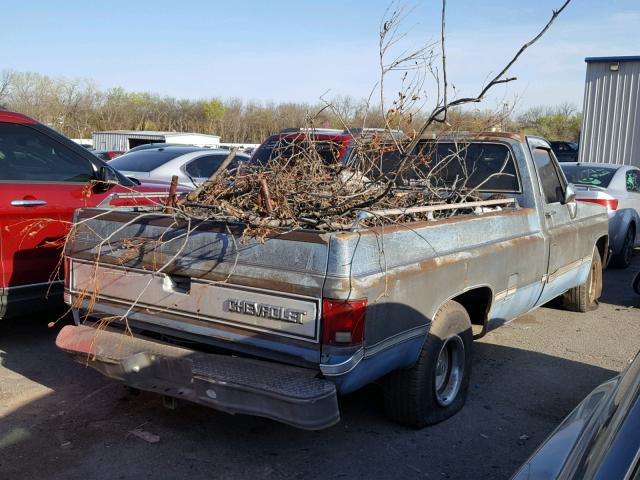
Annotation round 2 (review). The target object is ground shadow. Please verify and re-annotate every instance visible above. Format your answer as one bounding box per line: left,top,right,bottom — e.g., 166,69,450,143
599,251,640,308
0,313,619,480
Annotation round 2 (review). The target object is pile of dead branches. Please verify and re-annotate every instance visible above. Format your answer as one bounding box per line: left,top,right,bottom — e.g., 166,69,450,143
178,133,495,232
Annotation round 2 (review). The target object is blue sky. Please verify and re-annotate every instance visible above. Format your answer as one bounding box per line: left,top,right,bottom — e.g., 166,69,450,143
1,1,639,111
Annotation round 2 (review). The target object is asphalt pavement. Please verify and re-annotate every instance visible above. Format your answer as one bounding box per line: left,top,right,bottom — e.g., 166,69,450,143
1,256,638,480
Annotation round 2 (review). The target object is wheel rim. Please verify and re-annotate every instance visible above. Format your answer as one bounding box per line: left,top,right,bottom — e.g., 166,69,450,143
434,335,465,407
588,259,597,303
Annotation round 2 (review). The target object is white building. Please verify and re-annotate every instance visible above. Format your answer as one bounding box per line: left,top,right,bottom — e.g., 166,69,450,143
92,130,221,152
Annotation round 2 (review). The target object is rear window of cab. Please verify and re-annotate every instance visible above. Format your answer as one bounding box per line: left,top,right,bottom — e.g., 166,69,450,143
349,141,521,193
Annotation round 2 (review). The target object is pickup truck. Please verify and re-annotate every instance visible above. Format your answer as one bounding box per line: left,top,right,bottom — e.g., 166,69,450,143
57,133,609,429
0,111,182,320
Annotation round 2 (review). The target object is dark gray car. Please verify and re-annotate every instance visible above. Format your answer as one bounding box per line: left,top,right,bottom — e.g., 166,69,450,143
512,351,640,479
550,141,579,162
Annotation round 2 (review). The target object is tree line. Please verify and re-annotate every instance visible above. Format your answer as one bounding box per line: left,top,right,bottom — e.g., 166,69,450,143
0,70,582,143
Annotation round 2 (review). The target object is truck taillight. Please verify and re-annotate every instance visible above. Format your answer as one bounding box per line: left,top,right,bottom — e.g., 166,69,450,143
63,256,72,305
578,198,618,211
322,298,367,346
64,257,71,288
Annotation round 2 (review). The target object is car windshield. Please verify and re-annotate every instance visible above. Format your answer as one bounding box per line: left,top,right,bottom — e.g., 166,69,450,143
561,165,617,187
252,136,345,165
109,149,192,172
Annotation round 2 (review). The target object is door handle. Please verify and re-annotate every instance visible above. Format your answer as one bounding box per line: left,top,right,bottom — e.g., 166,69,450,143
10,199,48,207
545,211,556,218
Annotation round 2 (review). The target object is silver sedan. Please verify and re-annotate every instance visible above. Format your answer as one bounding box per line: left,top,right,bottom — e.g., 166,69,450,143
109,146,250,187
561,162,640,268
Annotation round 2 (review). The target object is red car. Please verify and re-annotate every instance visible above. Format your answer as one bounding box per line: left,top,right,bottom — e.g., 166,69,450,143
92,149,125,161
0,111,183,320
251,128,355,166
250,127,405,171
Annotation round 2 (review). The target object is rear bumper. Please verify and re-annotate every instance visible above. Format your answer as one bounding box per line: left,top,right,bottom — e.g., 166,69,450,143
56,325,340,430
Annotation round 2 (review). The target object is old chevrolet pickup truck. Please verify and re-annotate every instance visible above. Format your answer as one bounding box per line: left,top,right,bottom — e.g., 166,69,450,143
57,133,609,429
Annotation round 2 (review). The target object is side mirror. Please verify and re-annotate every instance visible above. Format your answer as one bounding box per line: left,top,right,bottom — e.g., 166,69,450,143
94,166,119,192
565,183,577,218
564,183,576,204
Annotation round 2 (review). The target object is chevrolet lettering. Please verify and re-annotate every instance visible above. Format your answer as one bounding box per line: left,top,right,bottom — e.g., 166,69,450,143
227,299,307,324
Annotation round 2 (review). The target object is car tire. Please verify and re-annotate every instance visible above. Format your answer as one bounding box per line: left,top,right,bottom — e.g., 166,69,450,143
563,249,602,312
383,300,473,428
610,227,635,269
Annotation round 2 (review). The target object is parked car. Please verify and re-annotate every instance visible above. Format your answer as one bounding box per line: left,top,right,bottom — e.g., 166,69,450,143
512,350,640,480
127,142,193,153
109,146,250,186
251,127,401,167
92,149,124,161
561,162,640,268
57,132,608,430
252,128,354,165
550,140,579,162
0,111,187,320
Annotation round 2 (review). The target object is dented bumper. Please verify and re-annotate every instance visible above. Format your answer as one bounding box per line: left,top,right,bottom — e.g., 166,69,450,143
56,325,340,430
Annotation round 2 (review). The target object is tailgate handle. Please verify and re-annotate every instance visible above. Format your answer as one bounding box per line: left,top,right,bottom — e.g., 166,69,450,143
11,199,47,207
162,274,191,294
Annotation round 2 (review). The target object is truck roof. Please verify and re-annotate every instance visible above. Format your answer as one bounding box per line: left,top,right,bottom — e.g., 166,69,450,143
418,131,524,142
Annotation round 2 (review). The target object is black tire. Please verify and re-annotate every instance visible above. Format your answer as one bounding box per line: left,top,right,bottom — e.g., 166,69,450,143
610,227,635,269
563,249,602,312
383,300,473,428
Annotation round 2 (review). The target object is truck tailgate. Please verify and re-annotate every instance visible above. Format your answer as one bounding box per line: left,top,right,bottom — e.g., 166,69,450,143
70,260,320,341
67,209,330,364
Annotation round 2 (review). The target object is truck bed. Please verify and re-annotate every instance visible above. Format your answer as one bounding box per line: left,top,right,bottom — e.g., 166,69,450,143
66,204,536,368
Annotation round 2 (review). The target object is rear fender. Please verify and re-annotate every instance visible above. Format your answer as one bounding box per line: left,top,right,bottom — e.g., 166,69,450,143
609,209,639,254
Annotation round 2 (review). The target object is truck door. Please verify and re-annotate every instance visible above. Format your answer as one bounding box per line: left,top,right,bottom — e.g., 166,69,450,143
529,141,581,304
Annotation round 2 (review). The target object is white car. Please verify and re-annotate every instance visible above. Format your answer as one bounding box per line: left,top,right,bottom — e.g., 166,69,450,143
109,146,250,187
561,162,640,268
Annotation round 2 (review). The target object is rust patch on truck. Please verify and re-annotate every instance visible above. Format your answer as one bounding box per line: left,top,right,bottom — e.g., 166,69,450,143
335,207,535,239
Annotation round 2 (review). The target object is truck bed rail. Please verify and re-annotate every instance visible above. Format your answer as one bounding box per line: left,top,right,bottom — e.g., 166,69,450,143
351,198,518,230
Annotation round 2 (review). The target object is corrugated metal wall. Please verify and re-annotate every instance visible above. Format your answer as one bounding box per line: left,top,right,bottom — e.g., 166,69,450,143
92,133,164,151
579,59,640,166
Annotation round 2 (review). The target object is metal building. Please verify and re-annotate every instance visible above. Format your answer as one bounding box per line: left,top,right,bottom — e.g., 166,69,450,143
92,130,221,152
579,56,640,166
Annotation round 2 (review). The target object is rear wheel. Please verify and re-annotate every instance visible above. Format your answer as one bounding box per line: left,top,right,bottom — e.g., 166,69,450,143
563,248,602,312
383,300,472,428
610,227,635,269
